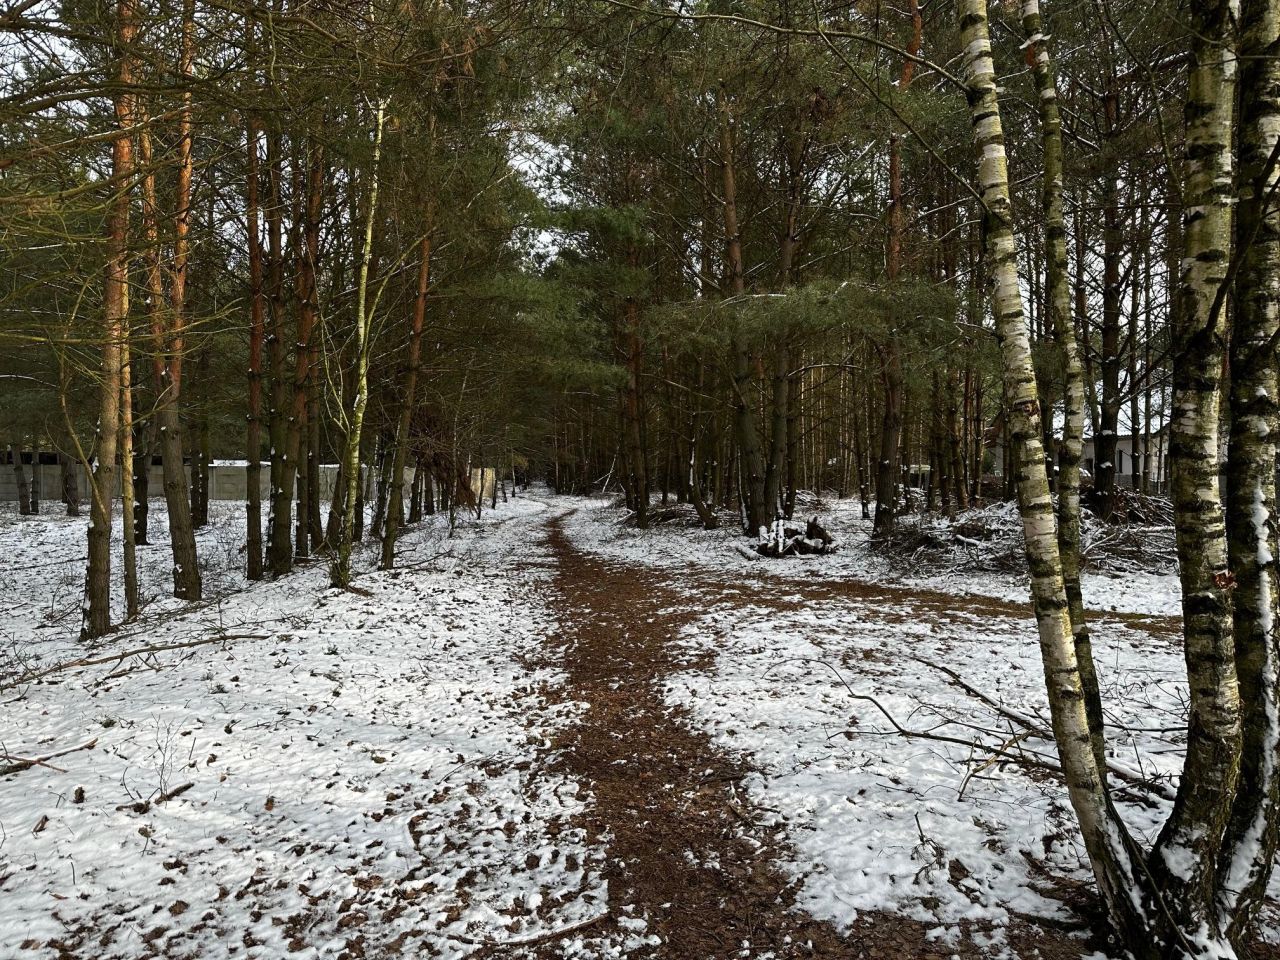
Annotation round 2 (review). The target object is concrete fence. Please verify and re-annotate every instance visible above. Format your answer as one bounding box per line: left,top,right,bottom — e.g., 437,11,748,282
0,461,395,505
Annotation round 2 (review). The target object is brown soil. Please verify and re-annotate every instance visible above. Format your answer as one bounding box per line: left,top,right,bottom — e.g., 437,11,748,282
519,515,1113,959
681,563,1181,641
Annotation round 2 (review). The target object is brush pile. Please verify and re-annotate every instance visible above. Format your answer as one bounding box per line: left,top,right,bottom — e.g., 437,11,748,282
883,499,1177,576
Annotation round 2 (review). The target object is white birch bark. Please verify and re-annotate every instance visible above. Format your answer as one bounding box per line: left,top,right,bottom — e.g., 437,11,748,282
331,94,387,588
955,0,1163,949
1152,1,1242,936
1220,0,1280,942
1018,0,1105,775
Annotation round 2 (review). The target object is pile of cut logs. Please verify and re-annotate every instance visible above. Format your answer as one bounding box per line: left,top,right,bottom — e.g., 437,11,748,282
753,517,836,558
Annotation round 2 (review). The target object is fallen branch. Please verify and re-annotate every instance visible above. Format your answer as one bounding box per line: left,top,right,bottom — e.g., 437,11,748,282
0,737,98,776
451,910,609,947
1,634,270,691
389,549,456,573
774,656,1176,802
912,655,1054,738
912,655,1178,801
117,781,194,813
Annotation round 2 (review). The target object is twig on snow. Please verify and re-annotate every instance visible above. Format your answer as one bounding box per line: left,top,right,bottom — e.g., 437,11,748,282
911,655,1178,801
451,910,609,947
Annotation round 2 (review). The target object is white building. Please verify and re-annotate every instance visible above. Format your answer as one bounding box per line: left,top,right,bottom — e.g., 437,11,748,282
988,423,1170,491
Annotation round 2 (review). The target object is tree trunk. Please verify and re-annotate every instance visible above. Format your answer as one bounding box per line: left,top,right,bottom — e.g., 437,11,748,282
622,279,649,528
1150,0,1242,936
1073,205,1103,439
871,0,922,539
970,376,984,504
1020,0,1105,775
332,96,386,588
718,88,768,535
948,369,968,512
1096,146,1122,517
166,0,201,598
408,455,424,525
190,357,210,530
120,332,139,620
784,365,800,519
1128,231,1144,498
294,385,310,560
370,434,393,542
326,459,346,546
131,370,152,545
138,104,201,601
292,138,323,562
266,125,293,577
872,346,903,538
10,444,31,515
686,362,718,530
763,343,789,521
84,0,136,640
60,452,80,516
244,26,265,580
29,443,40,513
307,395,322,550
851,370,870,519
1219,0,1280,943
355,446,368,541
382,229,431,569
956,0,1148,946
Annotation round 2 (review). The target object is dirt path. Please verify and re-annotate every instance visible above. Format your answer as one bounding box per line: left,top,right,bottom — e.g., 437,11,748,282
529,515,986,960
655,553,1180,642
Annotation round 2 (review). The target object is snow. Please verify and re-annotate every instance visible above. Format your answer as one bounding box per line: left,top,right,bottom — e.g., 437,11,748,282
556,495,1273,956
570,497,1182,619
3,490,1277,958
0,495,651,959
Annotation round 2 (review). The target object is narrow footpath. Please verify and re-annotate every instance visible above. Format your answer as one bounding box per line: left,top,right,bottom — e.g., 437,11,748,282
527,514,981,960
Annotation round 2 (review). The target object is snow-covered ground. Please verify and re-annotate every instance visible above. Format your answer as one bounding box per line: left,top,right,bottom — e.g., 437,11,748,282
580,496,1182,619
3,489,1273,959
559,497,1275,958
0,496,650,959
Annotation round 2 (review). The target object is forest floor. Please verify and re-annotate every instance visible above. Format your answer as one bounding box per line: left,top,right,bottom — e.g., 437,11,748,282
1,490,1277,959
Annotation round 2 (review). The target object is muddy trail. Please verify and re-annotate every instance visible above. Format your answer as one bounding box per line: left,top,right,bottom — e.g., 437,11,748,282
525,514,1100,960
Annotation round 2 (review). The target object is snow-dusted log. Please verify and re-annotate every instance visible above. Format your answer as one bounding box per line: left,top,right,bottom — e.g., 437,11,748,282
755,517,836,558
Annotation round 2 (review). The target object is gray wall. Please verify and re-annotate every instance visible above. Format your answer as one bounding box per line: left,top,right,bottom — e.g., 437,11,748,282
1,462,404,504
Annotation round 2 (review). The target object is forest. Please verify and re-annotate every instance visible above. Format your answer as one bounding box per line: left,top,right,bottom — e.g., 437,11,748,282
2,0,1279,958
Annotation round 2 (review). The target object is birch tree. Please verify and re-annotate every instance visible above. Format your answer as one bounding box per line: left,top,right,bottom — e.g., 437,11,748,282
331,93,387,589
1220,0,1280,940
952,12,1137,942
1018,0,1104,772
962,0,1280,952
